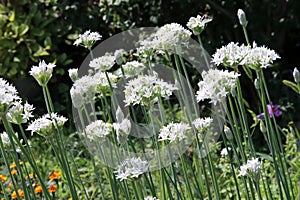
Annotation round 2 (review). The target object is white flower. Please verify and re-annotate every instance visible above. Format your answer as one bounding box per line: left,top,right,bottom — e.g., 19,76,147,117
220,147,231,157
192,117,213,132
138,23,191,53
85,120,113,140
0,78,20,113
243,43,280,69
6,101,34,124
29,60,56,86
68,68,78,82
187,14,212,35
89,55,115,71
73,30,102,48
124,73,178,106
144,197,159,200
115,61,145,78
1,132,10,146
114,49,127,65
158,122,191,142
27,113,67,136
239,158,262,181
113,107,131,144
211,42,250,67
115,157,148,181
196,69,240,105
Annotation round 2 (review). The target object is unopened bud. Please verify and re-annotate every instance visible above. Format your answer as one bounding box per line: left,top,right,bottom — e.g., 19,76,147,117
259,121,266,133
237,9,248,27
293,67,300,83
224,125,233,140
254,78,260,89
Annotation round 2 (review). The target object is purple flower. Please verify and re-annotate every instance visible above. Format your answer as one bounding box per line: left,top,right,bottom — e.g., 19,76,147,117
257,104,281,120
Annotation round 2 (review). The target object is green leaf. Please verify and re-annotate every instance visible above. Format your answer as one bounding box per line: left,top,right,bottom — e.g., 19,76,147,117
33,46,49,57
283,80,299,94
9,11,15,22
18,24,29,36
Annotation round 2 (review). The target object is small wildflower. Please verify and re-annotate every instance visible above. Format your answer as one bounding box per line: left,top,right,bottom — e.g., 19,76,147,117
89,54,115,71
237,9,248,27
116,61,145,78
11,169,17,176
0,175,7,182
187,14,212,35
196,69,240,105
293,67,300,83
29,60,55,86
124,73,178,106
11,189,24,199
0,132,10,146
85,120,113,140
115,157,148,181
49,171,61,181
73,30,102,48
34,185,42,194
68,68,78,82
144,197,160,200
257,104,281,120
48,185,57,193
159,122,191,142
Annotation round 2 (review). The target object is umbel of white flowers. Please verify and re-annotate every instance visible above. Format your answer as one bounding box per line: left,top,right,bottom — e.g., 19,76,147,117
29,60,55,87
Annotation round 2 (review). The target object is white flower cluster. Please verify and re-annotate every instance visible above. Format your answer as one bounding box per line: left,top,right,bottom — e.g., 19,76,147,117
158,122,191,142
220,147,231,157
29,60,56,86
114,49,127,65
211,42,249,67
212,42,280,69
70,72,118,108
115,61,145,78
196,69,240,105
0,132,10,146
85,120,113,140
0,78,20,113
115,157,148,181
99,0,129,6
192,117,213,133
27,113,68,136
89,55,115,71
124,73,178,106
187,15,212,35
144,197,159,200
139,23,191,52
239,158,262,181
73,30,102,48
6,101,34,124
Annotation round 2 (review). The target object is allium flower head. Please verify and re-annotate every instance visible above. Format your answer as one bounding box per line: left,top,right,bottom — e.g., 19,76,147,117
27,113,67,136
192,117,213,133
158,122,191,142
115,157,148,181
243,43,280,69
0,78,20,114
89,55,115,71
212,42,250,67
239,158,262,181
115,61,145,78
139,23,191,53
68,68,78,82
6,101,34,124
73,30,102,48
85,120,113,140
124,73,177,106
196,69,240,105
29,60,55,86
144,197,159,200
187,14,212,35
1,132,10,146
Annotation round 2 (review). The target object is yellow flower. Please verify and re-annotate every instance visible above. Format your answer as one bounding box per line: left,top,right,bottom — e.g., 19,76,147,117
11,169,17,176
11,189,24,199
0,175,7,182
34,185,42,194
10,161,24,169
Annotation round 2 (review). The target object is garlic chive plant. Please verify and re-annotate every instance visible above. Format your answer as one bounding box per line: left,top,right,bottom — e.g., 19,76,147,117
0,8,298,200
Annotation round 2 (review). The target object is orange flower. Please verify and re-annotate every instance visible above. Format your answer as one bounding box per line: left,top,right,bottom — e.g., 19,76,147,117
48,185,57,193
11,169,17,176
34,185,42,194
0,175,7,182
49,171,61,181
10,161,23,169
68,198,72,200
11,189,24,199
25,173,36,180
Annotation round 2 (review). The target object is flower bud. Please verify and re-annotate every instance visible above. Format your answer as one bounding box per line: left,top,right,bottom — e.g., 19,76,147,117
254,78,260,89
224,125,233,140
237,9,248,27
259,120,266,133
68,68,78,82
293,67,300,83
